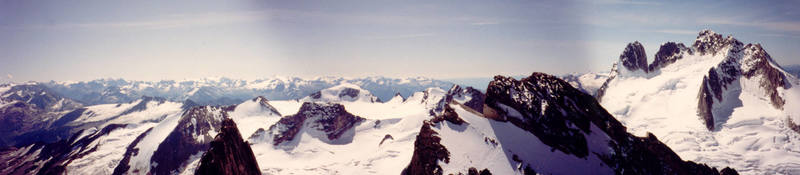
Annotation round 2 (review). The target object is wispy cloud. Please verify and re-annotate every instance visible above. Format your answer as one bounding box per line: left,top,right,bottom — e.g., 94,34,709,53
591,0,662,5
654,29,699,35
470,21,501,26
6,10,270,30
6,74,12,79
757,33,800,39
363,33,436,40
701,18,800,32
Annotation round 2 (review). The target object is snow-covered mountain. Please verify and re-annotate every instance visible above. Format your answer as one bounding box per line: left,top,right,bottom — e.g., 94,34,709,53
300,83,382,103
0,73,739,175
40,76,453,106
591,30,800,174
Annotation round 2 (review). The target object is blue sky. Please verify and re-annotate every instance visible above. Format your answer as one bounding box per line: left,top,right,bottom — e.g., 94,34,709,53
1,0,798,82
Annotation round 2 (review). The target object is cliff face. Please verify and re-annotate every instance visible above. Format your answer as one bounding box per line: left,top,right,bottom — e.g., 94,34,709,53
195,118,261,175
484,72,737,175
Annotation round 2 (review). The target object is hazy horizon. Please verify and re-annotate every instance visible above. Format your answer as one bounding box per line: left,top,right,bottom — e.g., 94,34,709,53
2,0,799,83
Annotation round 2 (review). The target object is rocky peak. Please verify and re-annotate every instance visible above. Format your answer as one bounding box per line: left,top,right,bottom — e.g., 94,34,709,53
446,85,486,113
401,120,450,175
251,96,282,116
195,119,261,175
693,30,743,56
149,105,230,174
619,41,649,73
261,102,364,146
741,43,788,109
649,42,691,71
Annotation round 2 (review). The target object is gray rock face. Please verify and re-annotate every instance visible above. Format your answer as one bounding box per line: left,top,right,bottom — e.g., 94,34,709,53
401,120,450,175
266,102,364,146
195,119,261,175
619,41,649,73
446,85,485,113
649,42,691,71
693,30,742,56
149,105,232,174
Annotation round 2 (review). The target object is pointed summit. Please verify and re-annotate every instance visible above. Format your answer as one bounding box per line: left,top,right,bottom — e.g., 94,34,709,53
196,119,261,175
693,29,742,55
386,92,406,104
619,41,649,73
649,42,691,71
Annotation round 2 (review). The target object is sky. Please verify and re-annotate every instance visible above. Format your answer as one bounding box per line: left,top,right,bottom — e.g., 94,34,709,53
1,0,799,82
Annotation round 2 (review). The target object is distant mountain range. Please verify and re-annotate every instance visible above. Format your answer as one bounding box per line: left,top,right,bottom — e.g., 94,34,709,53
37,76,453,106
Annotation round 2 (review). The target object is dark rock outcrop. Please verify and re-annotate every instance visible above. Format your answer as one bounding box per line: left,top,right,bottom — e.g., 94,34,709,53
619,41,649,73
649,42,690,71
698,75,717,130
788,118,800,134
401,121,450,175
195,119,260,175
484,72,737,174
446,85,486,113
693,30,742,56
266,102,364,145
430,104,466,125
466,167,492,175
338,87,361,99
149,106,231,174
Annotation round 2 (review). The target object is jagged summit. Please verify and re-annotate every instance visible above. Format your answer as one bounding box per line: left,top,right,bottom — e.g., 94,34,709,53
649,42,691,71
195,118,261,175
619,41,649,73
249,102,364,146
693,29,743,56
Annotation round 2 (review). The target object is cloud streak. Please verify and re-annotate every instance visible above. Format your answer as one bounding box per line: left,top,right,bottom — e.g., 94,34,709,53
701,18,800,32
364,33,436,40
4,10,271,30
654,29,700,35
